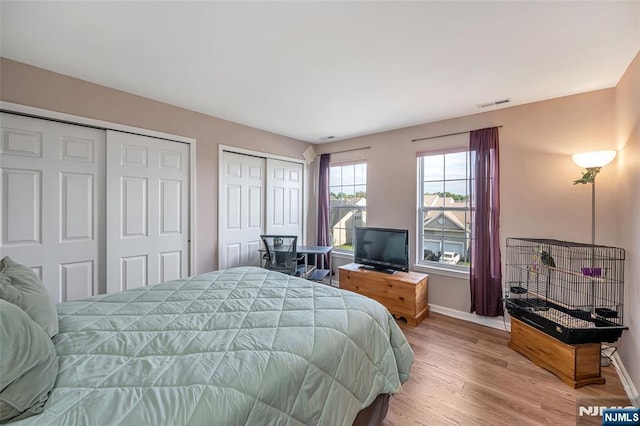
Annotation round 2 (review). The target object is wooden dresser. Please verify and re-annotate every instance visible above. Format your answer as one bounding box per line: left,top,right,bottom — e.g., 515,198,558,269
338,263,429,326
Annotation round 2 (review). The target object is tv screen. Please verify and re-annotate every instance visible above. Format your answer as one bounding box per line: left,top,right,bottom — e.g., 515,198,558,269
353,227,409,273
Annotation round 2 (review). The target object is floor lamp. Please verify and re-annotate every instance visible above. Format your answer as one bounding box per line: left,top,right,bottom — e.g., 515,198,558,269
572,149,616,366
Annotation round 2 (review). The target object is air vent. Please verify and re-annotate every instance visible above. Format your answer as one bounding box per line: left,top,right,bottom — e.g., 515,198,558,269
477,99,511,109
320,136,336,141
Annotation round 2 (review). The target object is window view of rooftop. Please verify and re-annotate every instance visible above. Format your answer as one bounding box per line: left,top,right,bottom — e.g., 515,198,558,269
419,151,471,268
330,161,367,251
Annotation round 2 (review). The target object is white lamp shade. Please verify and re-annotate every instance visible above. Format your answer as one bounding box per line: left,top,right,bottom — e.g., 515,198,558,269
572,150,617,168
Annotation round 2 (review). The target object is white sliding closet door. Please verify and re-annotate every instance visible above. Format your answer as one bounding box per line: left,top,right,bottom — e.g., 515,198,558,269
0,113,105,302
265,158,303,238
219,151,265,269
106,130,189,292
218,151,304,270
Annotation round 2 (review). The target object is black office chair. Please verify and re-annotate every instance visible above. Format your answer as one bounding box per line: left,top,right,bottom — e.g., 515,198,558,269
260,235,305,276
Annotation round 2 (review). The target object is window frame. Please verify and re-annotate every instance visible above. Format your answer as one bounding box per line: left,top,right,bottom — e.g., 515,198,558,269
417,148,472,274
329,159,367,253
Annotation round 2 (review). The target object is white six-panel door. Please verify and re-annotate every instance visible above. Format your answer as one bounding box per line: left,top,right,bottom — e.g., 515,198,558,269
219,152,304,270
0,113,105,302
219,151,265,269
265,158,303,238
106,130,189,293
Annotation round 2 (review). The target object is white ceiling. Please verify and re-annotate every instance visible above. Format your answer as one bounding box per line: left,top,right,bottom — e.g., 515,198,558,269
1,1,638,143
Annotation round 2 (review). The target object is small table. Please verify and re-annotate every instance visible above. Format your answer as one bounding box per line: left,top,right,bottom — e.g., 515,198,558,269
298,245,332,284
258,245,333,284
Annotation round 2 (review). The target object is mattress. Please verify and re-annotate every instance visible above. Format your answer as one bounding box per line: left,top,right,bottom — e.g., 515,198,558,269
15,267,414,425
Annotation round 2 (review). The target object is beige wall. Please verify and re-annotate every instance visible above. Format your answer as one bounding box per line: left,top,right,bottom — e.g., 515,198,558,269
317,88,619,312
0,58,312,273
615,52,639,403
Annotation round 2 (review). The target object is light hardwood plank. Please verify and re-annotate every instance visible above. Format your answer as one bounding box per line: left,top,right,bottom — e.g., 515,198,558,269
383,313,629,426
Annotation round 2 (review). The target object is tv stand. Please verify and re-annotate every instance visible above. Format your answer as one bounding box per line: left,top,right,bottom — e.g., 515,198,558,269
339,263,429,326
358,265,398,274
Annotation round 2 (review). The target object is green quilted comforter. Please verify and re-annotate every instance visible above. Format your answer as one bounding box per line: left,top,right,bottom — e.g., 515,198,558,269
16,267,414,425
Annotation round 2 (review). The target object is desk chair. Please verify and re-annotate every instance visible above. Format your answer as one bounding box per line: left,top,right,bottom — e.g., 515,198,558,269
260,235,305,276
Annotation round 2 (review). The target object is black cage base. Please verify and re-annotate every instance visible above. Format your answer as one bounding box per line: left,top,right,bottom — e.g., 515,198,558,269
506,299,627,344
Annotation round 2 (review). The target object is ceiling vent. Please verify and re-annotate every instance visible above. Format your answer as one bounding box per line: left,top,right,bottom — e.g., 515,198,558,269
477,99,511,109
320,136,336,141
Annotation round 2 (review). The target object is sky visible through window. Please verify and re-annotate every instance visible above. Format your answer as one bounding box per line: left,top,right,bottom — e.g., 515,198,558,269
330,162,366,198
422,152,469,202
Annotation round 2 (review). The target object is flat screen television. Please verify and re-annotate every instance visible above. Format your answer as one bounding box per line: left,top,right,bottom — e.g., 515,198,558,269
353,227,409,273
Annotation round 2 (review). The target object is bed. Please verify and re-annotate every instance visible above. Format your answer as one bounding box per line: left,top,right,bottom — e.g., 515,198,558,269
8,266,413,425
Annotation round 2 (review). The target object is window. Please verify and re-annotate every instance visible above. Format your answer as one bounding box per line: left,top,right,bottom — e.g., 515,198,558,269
418,150,471,271
330,161,366,251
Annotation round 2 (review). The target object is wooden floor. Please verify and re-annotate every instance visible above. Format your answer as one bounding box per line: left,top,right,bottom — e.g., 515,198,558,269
382,313,629,426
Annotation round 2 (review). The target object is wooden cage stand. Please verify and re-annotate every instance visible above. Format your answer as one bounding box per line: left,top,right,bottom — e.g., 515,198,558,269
508,318,604,388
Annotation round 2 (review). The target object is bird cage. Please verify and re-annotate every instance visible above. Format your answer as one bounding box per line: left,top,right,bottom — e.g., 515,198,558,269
505,238,627,344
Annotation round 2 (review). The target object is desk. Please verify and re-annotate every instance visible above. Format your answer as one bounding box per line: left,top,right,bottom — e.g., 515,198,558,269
259,245,332,284
298,246,332,284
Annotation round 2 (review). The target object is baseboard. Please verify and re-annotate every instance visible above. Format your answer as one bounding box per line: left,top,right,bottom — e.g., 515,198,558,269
610,352,640,407
429,304,511,332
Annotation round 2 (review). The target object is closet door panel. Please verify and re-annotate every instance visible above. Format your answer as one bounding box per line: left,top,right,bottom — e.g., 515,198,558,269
0,113,105,302
219,152,305,270
159,250,181,282
60,260,94,301
219,151,265,269
121,176,148,237
160,179,182,235
265,158,303,238
60,172,94,241
106,130,189,293
2,168,41,245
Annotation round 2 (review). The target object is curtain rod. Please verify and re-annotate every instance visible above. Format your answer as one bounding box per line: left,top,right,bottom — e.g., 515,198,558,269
411,125,502,142
327,146,371,155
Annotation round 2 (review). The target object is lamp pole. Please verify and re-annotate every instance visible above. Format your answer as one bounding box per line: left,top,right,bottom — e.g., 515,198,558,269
590,173,596,315
573,164,604,315
591,175,596,247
